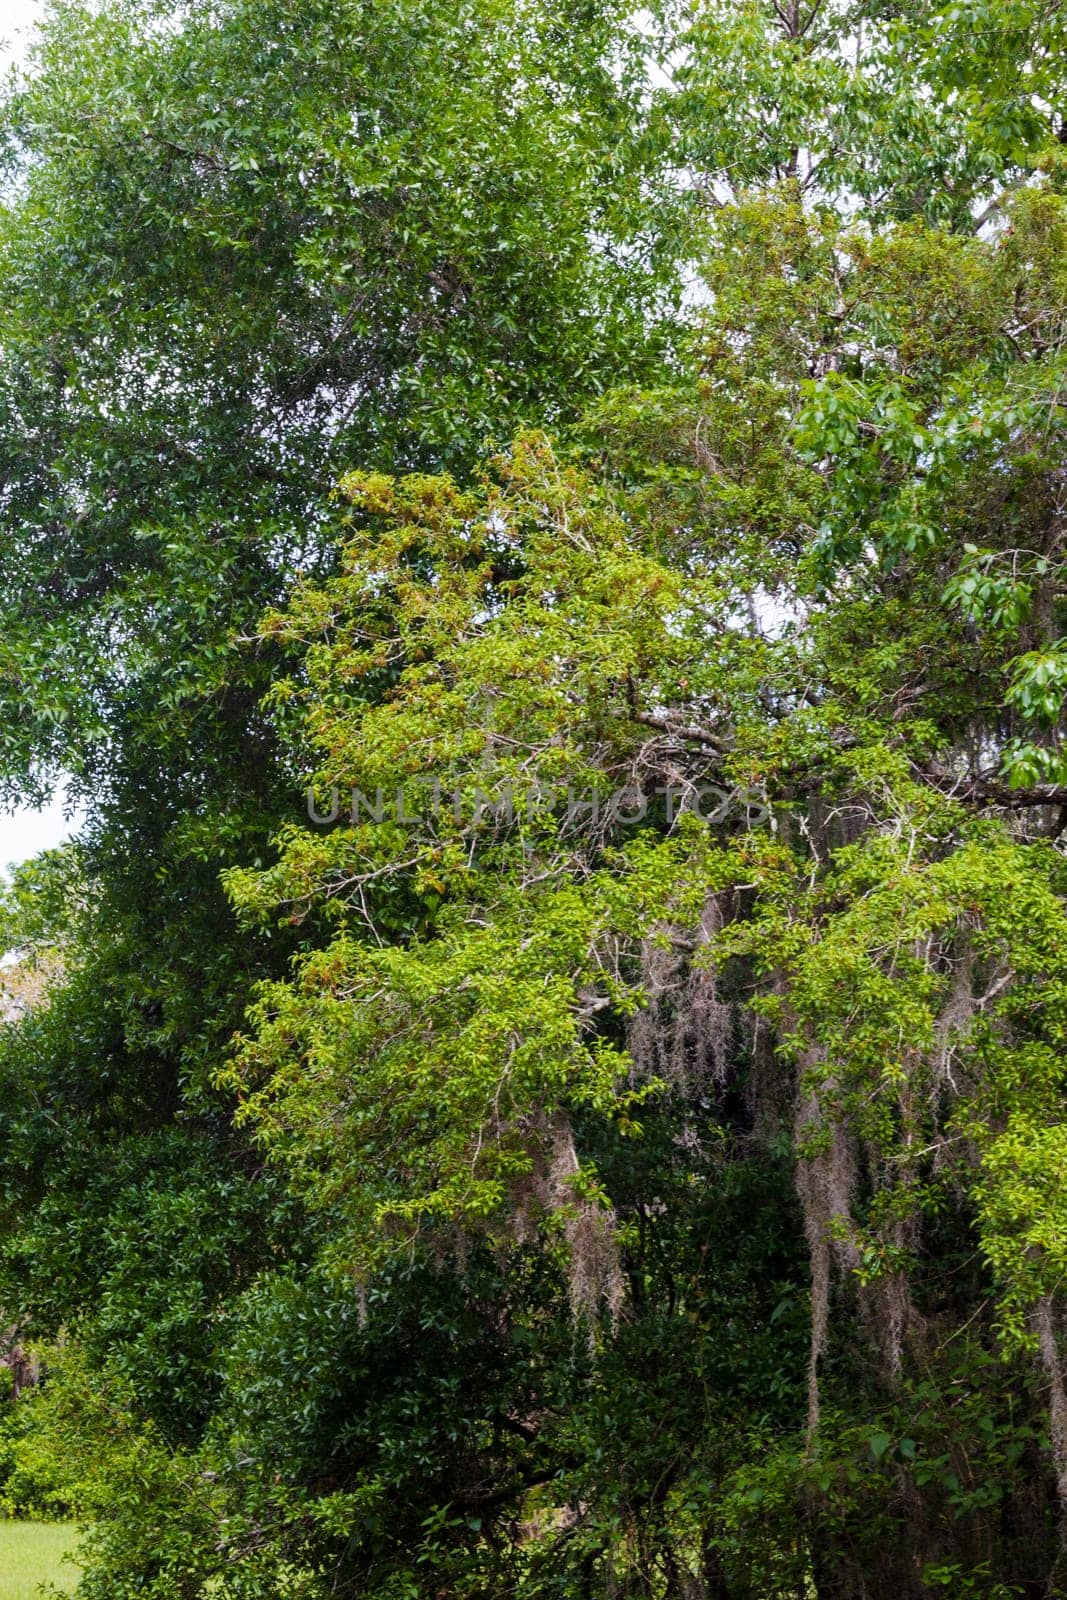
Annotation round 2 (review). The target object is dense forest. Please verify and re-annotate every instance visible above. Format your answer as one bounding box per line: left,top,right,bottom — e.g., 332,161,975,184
1,0,1067,1595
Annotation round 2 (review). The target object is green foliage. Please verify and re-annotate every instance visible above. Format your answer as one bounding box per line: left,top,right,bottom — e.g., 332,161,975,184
0,1374,70,1521
214,186,1067,1589
2,0,1067,1596
0,0,683,792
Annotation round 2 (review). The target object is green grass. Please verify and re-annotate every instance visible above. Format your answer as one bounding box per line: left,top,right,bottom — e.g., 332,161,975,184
0,1523,80,1598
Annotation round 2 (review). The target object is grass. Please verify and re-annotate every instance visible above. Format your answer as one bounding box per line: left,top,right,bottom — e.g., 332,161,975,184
0,1522,80,1598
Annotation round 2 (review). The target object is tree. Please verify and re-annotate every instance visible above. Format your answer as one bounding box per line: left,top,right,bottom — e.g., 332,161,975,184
2,1,1067,1596
0,2,688,1593
223,195,1067,1593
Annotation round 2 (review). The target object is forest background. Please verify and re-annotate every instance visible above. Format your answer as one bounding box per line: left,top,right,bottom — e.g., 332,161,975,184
2,2,1067,1597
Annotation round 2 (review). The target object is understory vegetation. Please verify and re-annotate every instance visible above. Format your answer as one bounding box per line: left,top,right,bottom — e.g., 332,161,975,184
2,1,1067,1595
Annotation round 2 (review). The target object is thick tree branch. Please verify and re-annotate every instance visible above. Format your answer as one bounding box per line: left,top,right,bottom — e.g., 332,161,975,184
624,672,731,753
925,772,1067,808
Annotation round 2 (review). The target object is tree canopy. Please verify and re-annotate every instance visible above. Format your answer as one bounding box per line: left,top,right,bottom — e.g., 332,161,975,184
1,2,1067,1597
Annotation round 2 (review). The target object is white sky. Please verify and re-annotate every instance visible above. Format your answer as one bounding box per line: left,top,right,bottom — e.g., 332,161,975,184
0,0,42,72
0,786,82,873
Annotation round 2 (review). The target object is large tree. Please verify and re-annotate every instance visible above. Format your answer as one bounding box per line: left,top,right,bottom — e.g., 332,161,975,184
0,0,685,1591
220,192,1067,1595
2,2,1067,1597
